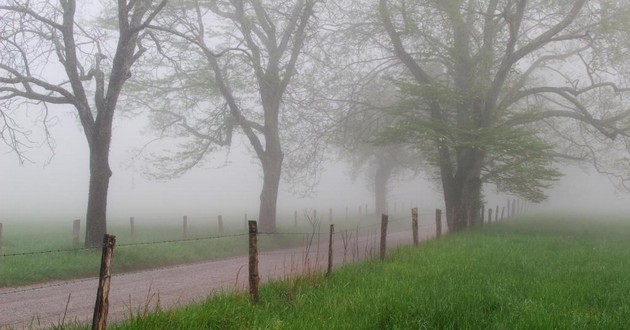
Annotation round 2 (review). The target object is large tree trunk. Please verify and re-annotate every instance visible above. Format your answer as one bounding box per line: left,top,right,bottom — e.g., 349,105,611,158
442,148,485,233
85,135,113,247
259,153,282,233
374,159,393,215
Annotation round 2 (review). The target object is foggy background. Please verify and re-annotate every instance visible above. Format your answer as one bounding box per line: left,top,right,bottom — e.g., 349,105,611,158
2,105,630,225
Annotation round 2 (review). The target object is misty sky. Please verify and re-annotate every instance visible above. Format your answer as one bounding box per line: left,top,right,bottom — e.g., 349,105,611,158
2,104,630,224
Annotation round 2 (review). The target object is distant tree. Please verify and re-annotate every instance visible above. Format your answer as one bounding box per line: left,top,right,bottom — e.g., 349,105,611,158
335,79,422,215
373,0,630,231
131,0,321,232
0,0,166,246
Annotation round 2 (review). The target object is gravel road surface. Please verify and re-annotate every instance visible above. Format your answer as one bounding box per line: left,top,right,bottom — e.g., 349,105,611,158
0,225,436,329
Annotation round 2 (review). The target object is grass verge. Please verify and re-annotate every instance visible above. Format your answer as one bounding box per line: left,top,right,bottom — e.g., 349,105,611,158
108,215,630,329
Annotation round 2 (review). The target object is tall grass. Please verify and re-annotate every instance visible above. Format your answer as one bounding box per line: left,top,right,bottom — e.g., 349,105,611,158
109,215,630,329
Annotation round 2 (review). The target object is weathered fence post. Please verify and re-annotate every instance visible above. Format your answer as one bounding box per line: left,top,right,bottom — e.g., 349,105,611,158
248,220,259,303
92,234,116,330
380,214,388,261
411,208,419,246
218,215,224,235
73,219,81,244
488,208,493,224
435,209,442,238
183,216,188,240
130,217,135,241
327,224,334,277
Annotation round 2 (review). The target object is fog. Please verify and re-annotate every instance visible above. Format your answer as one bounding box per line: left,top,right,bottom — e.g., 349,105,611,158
2,107,630,225
0,109,444,224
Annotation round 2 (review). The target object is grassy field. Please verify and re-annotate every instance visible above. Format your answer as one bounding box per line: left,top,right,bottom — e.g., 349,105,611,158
102,215,630,329
0,214,387,287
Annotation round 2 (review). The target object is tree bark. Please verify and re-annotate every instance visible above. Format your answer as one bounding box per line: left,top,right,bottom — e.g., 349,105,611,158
85,128,113,247
442,148,484,232
259,150,283,233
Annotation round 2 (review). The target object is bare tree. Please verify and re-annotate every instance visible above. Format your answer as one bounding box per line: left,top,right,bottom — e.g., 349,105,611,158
0,0,166,246
376,0,630,231
134,0,321,232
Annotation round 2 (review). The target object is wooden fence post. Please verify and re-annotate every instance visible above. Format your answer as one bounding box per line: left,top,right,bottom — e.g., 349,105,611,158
218,215,224,235
380,214,388,261
248,221,259,303
327,224,334,277
130,217,135,241
73,219,81,244
92,234,116,330
435,209,442,238
411,208,419,246
183,216,188,240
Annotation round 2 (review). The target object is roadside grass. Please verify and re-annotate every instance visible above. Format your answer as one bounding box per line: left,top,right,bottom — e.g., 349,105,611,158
107,215,630,329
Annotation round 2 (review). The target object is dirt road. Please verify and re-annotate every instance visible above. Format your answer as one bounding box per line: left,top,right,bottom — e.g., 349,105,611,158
0,225,436,329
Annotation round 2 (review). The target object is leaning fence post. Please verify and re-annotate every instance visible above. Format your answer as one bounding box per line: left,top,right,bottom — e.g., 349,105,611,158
411,208,419,246
380,214,388,261
218,215,224,235
327,224,334,277
92,234,116,330
248,220,260,303
73,219,81,244
435,209,442,238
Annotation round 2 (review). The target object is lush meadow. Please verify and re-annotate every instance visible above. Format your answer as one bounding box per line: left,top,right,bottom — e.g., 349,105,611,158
0,213,388,287
104,215,630,329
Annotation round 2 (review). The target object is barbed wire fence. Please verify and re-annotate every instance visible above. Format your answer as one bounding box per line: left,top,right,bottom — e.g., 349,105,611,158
0,200,527,328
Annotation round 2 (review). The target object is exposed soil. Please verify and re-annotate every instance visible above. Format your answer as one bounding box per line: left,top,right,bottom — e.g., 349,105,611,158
0,226,436,329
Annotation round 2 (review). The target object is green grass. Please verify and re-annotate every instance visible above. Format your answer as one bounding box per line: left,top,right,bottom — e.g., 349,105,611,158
107,215,630,329
0,219,323,287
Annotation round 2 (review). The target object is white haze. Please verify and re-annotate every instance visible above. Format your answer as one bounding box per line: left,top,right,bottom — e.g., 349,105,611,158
2,105,630,225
